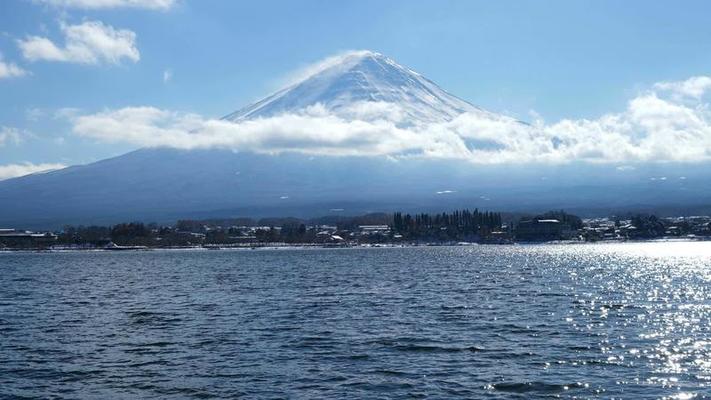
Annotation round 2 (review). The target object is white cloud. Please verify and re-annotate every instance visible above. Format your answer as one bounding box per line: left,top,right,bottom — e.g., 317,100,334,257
18,20,139,65
36,0,176,10
25,108,45,121
163,68,172,83
0,162,66,180
653,76,711,100
66,75,711,164
0,127,24,146
0,55,28,79
70,106,428,156
54,107,82,119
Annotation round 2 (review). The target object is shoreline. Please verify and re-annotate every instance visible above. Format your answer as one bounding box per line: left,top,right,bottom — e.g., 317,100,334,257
1,237,709,254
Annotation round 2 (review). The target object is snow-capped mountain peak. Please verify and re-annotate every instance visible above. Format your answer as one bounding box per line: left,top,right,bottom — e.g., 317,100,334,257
223,50,488,124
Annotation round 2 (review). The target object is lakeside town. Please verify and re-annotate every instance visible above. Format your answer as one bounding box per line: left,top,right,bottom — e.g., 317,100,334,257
1,209,710,251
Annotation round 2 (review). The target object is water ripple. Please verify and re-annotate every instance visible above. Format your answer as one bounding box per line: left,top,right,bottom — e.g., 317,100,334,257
0,242,709,398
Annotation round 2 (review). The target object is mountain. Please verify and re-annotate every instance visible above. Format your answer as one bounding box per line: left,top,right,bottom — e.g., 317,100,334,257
1,51,710,229
3,147,711,229
223,50,492,124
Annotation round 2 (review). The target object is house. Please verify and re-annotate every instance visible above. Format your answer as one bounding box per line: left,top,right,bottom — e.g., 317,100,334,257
0,229,58,248
358,225,390,235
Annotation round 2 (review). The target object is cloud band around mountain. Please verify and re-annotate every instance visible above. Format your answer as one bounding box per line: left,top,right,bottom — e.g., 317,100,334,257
69,75,711,164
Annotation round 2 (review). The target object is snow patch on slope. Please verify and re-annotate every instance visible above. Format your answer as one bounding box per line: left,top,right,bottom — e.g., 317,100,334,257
223,51,492,125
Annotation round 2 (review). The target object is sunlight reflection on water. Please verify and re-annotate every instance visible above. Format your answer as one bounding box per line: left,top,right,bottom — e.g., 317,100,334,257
0,242,709,398
538,242,711,397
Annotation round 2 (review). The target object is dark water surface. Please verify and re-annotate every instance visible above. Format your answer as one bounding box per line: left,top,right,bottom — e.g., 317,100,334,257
1,243,710,399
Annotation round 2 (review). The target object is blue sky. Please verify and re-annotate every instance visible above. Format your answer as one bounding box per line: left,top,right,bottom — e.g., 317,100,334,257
2,0,711,174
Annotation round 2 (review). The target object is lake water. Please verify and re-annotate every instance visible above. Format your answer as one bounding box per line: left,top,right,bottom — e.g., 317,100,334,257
1,243,710,399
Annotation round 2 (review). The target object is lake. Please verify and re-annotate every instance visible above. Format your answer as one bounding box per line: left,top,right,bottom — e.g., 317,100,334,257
1,243,710,399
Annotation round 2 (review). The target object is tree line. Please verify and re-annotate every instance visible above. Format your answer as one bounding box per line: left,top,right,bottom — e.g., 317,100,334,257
391,209,503,241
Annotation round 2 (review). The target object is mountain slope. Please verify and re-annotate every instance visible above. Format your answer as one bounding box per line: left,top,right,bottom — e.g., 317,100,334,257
1,148,710,229
223,51,490,124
